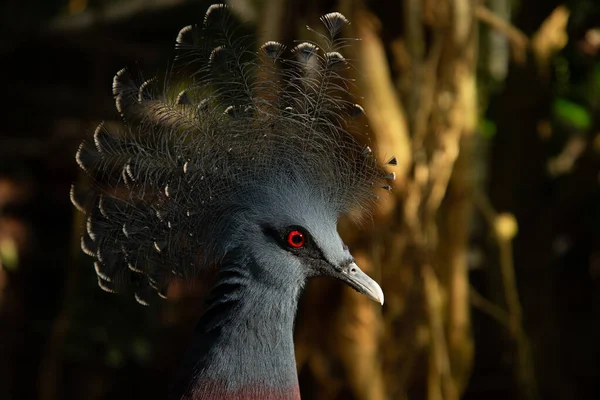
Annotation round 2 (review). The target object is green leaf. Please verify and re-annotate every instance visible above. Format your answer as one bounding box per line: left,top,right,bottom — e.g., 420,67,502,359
479,118,497,139
553,98,592,130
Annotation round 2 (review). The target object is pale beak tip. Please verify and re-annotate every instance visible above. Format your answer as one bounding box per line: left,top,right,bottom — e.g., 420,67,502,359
375,283,385,306
346,262,384,306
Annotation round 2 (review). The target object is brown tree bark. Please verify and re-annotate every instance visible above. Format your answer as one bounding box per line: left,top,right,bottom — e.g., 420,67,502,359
294,1,478,398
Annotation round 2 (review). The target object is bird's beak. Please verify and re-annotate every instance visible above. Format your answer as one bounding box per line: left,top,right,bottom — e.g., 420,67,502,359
334,262,384,305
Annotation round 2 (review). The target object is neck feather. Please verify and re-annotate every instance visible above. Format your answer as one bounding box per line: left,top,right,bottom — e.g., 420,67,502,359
170,257,303,400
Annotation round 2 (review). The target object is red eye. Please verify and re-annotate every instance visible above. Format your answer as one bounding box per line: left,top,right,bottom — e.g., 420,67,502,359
287,230,305,248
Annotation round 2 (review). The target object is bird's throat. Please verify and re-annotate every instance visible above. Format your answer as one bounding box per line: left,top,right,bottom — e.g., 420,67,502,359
170,261,303,400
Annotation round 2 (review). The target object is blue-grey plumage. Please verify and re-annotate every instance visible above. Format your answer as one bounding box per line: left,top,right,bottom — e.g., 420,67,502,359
71,4,391,398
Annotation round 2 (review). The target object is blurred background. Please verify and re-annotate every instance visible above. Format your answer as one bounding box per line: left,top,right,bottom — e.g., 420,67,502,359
1,0,599,399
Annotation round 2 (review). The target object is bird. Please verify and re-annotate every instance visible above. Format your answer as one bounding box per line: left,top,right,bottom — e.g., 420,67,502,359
70,4,394,399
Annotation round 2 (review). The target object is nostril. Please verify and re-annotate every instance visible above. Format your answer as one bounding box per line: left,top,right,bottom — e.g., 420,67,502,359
350,266,357,274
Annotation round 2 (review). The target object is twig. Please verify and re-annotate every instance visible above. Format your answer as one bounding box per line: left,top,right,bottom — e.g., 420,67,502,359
472,190,539,400
469,287,510,328
475,4,529,63
354,9,412,180
412,26,443,155
404,0,426,134
422,264,458,400
531,5,570,72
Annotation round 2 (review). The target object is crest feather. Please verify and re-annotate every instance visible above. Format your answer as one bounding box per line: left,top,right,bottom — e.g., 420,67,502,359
320,12,350,37
71,4,391,305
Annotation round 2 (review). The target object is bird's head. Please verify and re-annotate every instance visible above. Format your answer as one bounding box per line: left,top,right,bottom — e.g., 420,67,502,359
225,178,384,305
71,6,392,307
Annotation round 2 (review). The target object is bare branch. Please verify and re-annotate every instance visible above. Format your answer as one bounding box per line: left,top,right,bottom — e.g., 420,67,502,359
475,4,529,63
469,287,510,328
472,190,539,400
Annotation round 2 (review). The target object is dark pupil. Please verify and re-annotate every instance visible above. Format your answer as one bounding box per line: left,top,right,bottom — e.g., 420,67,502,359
291,233,303,244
